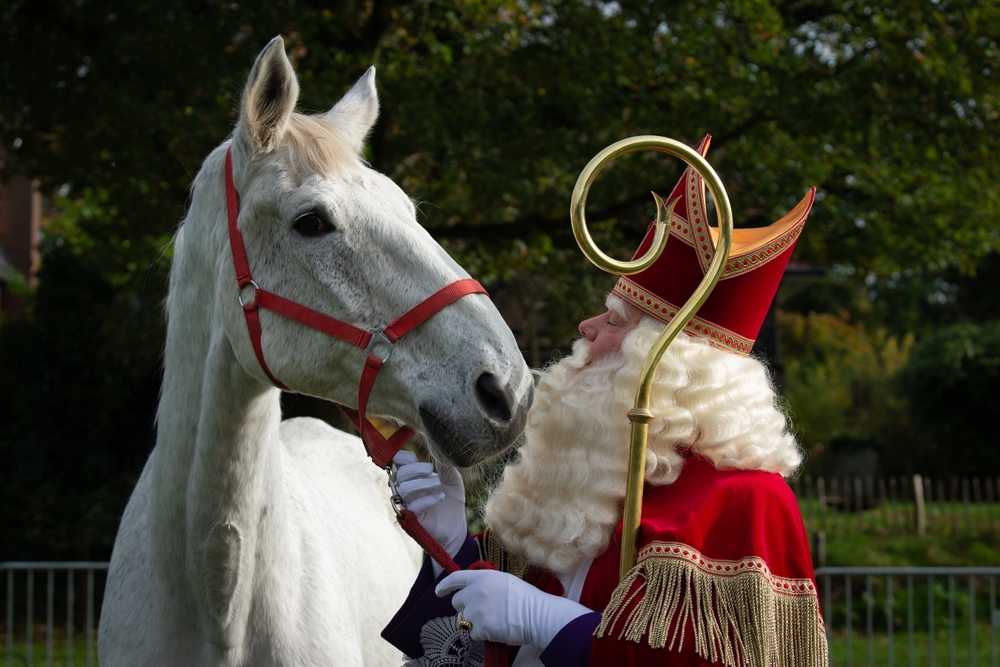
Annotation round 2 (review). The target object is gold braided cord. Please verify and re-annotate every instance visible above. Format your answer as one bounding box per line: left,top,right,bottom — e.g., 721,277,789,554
595,541,829,667
480,529,530,580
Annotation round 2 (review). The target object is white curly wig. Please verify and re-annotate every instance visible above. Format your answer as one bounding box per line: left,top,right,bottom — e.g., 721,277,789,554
483,295,802,575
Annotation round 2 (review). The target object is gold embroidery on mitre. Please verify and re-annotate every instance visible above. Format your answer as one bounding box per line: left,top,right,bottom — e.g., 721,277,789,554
613,279,755,356
663,186,812,280
596,541,828,667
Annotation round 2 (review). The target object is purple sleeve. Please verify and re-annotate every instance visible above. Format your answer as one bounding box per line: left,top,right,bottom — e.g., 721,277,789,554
381,533,480,658
538,611,602,667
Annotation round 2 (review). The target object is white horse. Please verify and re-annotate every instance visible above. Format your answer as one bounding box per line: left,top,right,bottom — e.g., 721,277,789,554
99,36,533,667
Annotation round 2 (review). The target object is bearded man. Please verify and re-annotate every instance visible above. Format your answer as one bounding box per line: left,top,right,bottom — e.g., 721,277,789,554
382,137,828,667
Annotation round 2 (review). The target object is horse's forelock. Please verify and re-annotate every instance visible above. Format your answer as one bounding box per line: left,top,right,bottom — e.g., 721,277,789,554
280,113,362,181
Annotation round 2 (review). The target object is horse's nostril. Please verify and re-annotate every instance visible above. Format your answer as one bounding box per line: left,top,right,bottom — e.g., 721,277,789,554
475,372,513,423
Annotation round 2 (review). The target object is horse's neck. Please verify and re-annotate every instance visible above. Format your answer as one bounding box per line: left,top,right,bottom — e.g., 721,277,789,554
149,208,285,640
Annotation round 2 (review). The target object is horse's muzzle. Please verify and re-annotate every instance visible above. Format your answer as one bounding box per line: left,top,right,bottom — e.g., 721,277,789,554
419,374,532,468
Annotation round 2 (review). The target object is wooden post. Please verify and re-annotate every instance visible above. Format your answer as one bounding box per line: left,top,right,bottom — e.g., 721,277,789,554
925,476,934,532
938,479,946,529
889,476,898,528
973,478,982,530
831,477,839,532
878,477,888,529
913,474,926,536
812,531,827,569
987,477,995,530
855,477,864,531
818,477,827,528
962,477,971,530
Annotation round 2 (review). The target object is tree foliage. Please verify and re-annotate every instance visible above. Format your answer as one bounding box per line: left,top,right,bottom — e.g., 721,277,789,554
778,309,925,474
1,0,999,557
896,320,1000,474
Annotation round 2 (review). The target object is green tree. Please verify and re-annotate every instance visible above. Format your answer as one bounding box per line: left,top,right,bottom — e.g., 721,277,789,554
2,0,999,557
778,309,928,474
897,320,1000,474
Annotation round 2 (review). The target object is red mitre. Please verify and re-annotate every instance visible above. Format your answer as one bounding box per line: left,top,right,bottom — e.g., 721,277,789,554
613,135,816,356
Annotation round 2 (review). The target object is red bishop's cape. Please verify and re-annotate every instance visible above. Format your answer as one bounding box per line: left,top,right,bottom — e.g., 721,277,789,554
481,455,828,666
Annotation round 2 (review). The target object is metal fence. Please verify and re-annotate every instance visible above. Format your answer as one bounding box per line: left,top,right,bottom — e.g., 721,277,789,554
1,562,108,667
4,562,1000,666
816,567,1000,667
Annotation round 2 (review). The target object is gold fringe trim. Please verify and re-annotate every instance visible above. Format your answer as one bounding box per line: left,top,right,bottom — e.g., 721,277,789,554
596,541,828,667
480,529,530,580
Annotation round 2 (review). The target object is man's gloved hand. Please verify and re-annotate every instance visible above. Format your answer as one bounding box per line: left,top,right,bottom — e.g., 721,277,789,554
435,569,592,648
392,450,468,558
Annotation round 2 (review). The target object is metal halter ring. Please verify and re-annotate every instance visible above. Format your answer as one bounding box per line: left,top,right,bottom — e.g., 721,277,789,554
237,280,259,308
458,611,473,632
366,329,395,363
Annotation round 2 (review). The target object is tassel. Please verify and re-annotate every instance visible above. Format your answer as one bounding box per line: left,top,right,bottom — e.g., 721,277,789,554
597,541,828,667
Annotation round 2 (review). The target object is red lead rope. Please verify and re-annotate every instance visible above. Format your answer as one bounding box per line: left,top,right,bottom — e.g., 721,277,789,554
224,147,487,467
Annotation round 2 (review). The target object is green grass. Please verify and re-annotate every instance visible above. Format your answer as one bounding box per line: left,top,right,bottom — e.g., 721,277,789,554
823,530,1000,568
3,630,97,667
795,497,1000,568
827,623,1000,666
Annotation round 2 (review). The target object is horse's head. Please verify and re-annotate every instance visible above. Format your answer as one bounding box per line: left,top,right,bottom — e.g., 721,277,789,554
205,36,531,467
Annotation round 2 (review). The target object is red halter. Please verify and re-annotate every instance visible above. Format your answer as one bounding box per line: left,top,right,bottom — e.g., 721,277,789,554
224,147,487,467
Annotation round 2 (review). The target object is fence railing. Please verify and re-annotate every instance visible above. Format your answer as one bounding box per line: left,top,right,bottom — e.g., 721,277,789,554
1,562,108,667
793,475,1000,535
816,567,1000,667
6,562,1000,666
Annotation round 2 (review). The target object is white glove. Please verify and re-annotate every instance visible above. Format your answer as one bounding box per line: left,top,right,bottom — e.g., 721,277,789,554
392,450,468,559
436,569,592,648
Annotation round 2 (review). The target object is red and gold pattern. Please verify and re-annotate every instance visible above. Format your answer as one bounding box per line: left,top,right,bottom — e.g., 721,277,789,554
612,135,815,356
615,278,755,355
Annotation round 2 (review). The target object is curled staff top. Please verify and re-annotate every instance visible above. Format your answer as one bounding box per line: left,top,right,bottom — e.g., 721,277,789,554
570,135,733,278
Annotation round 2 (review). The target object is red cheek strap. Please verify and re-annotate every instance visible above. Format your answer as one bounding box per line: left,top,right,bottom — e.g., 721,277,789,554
224,146,487,467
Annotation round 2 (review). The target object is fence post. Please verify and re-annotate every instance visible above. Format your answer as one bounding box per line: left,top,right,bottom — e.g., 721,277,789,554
962,477,972,531
879,477,888,529
812,531,826,569
817,477,827,529
855,477,864,531
831,478,839,533
987,478,995,531
889,476,899,528
913,474,926,537
973,477,982,531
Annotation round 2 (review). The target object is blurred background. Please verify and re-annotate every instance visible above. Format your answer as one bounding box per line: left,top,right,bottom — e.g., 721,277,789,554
1,0,998,566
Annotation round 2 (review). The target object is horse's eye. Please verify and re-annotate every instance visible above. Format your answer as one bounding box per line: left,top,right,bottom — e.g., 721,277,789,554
293,213,333,237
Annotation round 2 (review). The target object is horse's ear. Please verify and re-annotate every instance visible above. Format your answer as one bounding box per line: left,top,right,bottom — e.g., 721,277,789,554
324,67,379,155
237,36,299,155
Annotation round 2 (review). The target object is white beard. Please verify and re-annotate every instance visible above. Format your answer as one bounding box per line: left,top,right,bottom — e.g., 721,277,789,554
483,311,801,577
483,338,635,576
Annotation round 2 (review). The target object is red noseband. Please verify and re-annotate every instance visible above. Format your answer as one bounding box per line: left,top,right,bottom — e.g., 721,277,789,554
224,147,487,467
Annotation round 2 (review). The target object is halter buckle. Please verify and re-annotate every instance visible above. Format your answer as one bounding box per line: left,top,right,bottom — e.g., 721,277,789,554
366,329,394,363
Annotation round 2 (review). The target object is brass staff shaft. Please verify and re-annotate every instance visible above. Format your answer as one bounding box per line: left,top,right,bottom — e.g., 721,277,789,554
568,136,733,582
